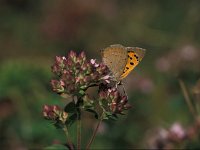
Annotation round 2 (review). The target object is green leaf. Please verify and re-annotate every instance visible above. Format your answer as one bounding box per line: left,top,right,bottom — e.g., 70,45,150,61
83,97,94,109
80,85,87,89
65,113,77,126
76,97,83,107
85,109,99,119
78,90,85,96
108,114,118,120
64,102,76,113
102,112,118,120
54,120,64,129
44,144,69,150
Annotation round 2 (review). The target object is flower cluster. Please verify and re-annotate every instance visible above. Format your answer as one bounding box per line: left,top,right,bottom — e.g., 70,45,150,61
43,105,68,124
45,50,132,128
155,45,200,74
51,51,111,96
147,119,200,149
99,87,131,114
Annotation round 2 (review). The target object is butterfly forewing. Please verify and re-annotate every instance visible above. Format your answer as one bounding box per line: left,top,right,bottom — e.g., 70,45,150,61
120,47,145,79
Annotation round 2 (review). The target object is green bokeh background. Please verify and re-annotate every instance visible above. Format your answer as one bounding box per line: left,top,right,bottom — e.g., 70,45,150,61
0,0,200,149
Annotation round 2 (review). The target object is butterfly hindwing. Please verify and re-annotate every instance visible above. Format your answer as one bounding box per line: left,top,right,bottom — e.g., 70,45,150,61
120,51,139,79
120,47,145,79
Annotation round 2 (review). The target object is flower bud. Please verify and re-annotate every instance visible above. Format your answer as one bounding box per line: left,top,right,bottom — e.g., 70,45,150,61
69,50,76,59
53,105,61,113
99,86,131,115
79,51,86,61
84,76,91,82
43,105,60,120
99,91,107,99
51,80,65,93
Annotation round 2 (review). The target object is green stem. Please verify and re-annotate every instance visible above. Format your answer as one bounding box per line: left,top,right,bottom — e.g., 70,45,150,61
178,79,197,119
77,118,81,150
63,126,74,150
76,96,82,150
86,118,102,150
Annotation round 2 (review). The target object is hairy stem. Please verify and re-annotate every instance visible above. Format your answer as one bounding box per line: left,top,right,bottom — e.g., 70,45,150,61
86,118,102,150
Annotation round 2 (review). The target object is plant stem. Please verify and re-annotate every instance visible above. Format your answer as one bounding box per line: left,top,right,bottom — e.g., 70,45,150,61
86,118,102,150
195,94,200,115
178,79,197,119
77,118,81,150
76,96,82,150
63,126,74,150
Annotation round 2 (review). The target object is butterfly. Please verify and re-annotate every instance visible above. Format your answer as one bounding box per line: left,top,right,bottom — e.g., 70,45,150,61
101,44,145,81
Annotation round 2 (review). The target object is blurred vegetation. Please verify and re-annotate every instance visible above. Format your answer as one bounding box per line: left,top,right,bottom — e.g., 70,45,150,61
0,0,200,149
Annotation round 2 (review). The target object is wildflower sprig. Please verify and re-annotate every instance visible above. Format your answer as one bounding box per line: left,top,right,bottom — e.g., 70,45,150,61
51,51,110,97
43,50,131,149
99,87,131,119
43,105,68,127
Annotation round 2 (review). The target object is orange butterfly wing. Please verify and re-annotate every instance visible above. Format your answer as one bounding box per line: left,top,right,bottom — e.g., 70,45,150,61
120,51,139,79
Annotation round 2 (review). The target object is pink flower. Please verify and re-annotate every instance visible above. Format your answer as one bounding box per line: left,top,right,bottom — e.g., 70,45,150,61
90,59,99,67
169,123,186,140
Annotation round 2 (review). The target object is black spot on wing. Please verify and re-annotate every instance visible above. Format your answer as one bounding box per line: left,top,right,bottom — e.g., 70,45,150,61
130,62,134,65
134,54,139,61
128,55,133,60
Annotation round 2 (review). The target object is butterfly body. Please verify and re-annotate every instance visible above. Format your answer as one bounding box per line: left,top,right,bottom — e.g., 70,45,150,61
101,44,145,81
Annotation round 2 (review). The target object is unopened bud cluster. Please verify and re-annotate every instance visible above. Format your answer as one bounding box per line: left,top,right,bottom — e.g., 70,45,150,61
43,105,68,123
51,51,111,96
99,88,131,114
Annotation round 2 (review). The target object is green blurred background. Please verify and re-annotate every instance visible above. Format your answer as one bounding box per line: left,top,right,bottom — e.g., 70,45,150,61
0,0,200,149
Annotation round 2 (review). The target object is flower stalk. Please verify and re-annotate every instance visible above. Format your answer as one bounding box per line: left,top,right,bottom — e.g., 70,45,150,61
86,118,103,150
178,79,197,119
63,126,74,150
